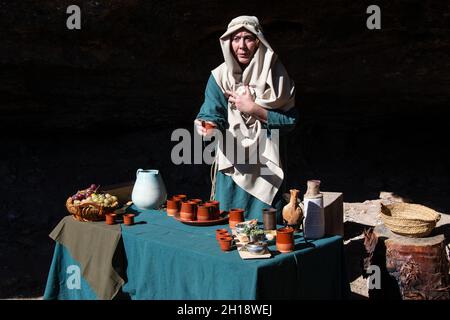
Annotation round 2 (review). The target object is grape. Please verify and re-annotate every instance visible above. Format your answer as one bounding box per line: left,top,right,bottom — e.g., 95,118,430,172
90,184,98,190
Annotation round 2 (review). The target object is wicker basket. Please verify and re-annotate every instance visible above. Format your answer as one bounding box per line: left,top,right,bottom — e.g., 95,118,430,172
380,203,441,238
66,197,119,222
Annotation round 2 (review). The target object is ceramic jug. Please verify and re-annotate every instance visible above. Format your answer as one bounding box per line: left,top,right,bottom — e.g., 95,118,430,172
303,180,325,239
282,189,303,231
131,169,167,210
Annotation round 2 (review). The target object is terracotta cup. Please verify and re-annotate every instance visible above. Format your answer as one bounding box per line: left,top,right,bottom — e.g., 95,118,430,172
229,208,245,229
205,200,220,219
202,121,217,130
105,213,117,225
166,198,180,216
180,202,196,221
218,236,234,251
204,203,216,220
123,214,135,226
276,226,295,253
216,229,229,241
263,208,277,230
197,205,211,221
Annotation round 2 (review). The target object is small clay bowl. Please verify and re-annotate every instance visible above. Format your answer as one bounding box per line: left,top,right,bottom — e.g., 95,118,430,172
218,236,233,251
202,121,217,130
246,241,268,255
123,214,135,226
105,213,117,225
216,229,229,240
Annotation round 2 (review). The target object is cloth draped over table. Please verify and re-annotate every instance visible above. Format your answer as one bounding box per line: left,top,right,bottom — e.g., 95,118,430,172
47,216,124,300
211,15,296,205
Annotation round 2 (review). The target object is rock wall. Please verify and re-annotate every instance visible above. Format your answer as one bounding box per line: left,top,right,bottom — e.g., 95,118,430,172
1,0,449,132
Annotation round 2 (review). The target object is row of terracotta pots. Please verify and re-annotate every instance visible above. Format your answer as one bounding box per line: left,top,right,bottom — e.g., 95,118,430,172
216,228,233,251
216,225,294,253
105,213,135,226
167,195,220,221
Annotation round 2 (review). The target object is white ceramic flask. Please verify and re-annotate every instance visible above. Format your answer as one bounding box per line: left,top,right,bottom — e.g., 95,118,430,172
303,180,325,239
131,169,167,210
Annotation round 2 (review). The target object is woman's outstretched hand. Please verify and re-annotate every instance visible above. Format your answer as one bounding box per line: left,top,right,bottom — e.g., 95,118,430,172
194,119,217,137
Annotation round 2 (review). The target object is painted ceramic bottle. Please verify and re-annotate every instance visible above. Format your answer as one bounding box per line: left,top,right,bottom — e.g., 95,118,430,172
131,169,167,210
303,180,325,239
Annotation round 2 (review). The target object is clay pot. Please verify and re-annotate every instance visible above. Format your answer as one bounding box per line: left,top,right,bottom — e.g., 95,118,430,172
202,121,217,130
105,213,117,225
216,229,229,240
229,208,244,229
166,198,180,216
180,202,196,221
263,208,277,230
197,205,211,221
123,214,135,226
205,201,220,219
218,236,233,251
204,203,217,220
276,226,295,253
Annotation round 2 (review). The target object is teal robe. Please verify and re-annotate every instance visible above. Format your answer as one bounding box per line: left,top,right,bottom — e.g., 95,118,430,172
196,74,299,223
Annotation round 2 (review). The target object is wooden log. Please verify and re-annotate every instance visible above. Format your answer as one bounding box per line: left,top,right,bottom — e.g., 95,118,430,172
323,192,344,236
374,224,449,300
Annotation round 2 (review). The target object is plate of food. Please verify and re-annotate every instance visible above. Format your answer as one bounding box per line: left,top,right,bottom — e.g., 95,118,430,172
173,211,229,226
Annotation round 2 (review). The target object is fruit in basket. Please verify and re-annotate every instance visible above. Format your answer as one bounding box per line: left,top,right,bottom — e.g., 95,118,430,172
70,184,118,208
67,184,119,222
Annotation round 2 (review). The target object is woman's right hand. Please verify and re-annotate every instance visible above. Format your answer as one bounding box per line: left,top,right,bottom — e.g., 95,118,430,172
194,119,217,137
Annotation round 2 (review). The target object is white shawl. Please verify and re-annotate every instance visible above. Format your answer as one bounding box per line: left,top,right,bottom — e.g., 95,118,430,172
211,16,296,205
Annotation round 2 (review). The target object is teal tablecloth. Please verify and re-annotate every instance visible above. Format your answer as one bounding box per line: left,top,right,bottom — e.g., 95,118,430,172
44,206,350,300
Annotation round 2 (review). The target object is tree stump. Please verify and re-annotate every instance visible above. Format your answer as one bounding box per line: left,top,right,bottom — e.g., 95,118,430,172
374,224,449,300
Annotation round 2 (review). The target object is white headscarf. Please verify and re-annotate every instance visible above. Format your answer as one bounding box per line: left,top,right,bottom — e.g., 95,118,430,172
211,16,296,205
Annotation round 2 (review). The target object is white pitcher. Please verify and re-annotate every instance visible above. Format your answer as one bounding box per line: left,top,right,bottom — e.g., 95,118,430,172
131,169,167,210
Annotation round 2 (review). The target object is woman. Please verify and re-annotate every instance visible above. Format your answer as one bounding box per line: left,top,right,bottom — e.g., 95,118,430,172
195,16,298,222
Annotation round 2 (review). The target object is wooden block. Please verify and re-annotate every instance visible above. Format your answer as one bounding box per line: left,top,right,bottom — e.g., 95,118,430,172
103,181,134,204
323,192,344,236
374,224,449,300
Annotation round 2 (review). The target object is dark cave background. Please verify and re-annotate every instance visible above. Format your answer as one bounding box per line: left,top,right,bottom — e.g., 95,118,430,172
0,0,449,298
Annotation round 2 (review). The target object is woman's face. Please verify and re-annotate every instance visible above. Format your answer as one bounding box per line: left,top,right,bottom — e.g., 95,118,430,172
230,29,258,66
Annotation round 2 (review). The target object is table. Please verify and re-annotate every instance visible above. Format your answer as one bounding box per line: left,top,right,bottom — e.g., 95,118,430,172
44,206,350,300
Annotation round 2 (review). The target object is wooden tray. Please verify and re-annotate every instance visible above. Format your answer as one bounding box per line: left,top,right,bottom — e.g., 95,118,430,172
173,212,229,226
237,244,272,259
